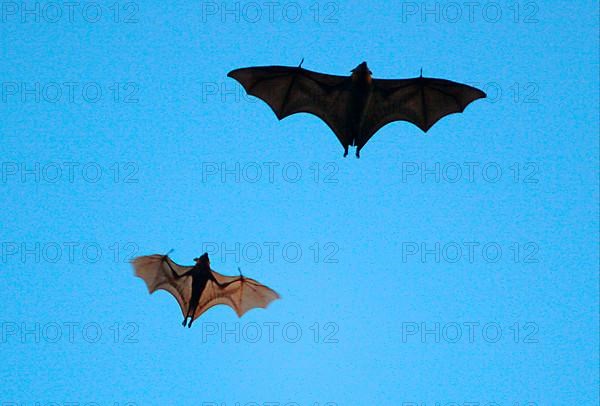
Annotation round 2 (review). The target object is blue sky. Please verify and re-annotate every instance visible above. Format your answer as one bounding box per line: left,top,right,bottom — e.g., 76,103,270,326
0,1,598,405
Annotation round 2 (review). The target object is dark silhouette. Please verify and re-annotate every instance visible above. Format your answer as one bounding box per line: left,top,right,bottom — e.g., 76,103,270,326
132,252,280,328
228,61,486,157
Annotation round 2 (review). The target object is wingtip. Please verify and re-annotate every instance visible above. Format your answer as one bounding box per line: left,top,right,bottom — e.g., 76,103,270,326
227,67,245,78
236,292,281,318
474,86,487,99
129,255,145,265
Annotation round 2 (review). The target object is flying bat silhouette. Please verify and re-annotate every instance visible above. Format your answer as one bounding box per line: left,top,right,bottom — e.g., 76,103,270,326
132,252,279,328
228,61,486,157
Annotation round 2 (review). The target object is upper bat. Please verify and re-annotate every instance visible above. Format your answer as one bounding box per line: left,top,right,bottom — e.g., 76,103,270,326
132,253,279,326
228,61,486,157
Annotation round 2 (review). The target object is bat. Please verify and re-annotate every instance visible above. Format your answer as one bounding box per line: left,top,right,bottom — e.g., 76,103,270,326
132,252,280,328
228,61,486,157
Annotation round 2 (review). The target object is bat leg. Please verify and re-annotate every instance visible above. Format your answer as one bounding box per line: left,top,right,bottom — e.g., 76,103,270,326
187,303,199,328
183,305,194,327
343,145,349,157
355,147,361,159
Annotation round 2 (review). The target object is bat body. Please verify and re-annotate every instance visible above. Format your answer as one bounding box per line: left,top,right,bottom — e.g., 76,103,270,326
228,62,486,157
132,253,279,328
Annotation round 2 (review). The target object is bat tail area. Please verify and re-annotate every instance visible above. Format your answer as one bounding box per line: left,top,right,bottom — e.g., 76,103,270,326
341,144,361,158
351,137,362,158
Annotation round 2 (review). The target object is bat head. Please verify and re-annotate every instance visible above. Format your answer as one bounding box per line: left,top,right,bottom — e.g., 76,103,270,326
193,252,210,266
351,62,372,84
351,61,372,75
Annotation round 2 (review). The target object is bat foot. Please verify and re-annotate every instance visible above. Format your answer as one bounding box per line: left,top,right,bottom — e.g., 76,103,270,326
355,151,361,159
182,318,187,327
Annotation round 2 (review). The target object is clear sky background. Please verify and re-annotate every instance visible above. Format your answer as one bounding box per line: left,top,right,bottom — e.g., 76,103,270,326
1,1,598,405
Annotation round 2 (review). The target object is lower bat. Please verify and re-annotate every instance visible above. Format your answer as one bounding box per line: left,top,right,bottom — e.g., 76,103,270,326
132,252,280,328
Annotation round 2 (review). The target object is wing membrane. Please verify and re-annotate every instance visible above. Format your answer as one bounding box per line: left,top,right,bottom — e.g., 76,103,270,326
358,77,486,148
194,271,280,319
131,254,193,318
228,66,353,147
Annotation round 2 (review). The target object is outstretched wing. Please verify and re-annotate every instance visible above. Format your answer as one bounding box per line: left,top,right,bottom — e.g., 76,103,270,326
131,254,193,318
228,65,353,147
357,77,486,149
193,270,280,320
